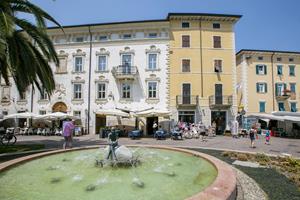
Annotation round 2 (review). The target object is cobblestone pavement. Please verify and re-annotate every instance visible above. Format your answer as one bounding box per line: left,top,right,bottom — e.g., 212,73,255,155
13,135,300,158
235,168,267,200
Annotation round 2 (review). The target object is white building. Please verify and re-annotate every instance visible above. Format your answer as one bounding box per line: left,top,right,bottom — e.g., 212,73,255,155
0,20,170,135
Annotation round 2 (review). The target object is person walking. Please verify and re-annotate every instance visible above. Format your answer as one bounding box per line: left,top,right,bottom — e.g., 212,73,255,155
249,125,257,148
265,129,271,145
63,119,75,149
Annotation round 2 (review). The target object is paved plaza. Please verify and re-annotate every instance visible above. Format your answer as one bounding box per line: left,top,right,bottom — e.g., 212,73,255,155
11,135,300,158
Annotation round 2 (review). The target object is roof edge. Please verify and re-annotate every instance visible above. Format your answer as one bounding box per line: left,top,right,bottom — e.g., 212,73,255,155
236,49,300,56
47,19,168,30
167,12,242,19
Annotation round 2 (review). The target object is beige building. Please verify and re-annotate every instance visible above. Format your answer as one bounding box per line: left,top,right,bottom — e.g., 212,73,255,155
236,49,300,114
168,13,241,134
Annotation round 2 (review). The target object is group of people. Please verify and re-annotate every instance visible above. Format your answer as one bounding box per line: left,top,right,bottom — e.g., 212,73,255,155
249,124,271,148
172,121,216,141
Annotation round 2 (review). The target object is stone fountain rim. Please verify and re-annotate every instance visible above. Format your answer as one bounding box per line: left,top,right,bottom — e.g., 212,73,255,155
0,145,236,200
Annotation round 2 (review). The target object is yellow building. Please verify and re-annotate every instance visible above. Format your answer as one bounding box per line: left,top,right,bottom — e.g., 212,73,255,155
168,13,241,134
236,50,300,114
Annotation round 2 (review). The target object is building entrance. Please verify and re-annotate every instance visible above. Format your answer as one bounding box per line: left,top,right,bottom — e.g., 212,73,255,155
211,111,226,135
147,117,158,135
96,115,106,135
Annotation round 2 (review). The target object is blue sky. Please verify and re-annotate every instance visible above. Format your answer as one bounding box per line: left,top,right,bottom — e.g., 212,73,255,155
29,0,300,52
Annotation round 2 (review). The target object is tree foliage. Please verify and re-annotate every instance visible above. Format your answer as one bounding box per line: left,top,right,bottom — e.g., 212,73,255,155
0,0,62,95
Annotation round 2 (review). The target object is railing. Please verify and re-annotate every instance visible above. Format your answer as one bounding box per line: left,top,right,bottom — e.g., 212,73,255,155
112,65,137,78
209,95,233,107
176,95,198,106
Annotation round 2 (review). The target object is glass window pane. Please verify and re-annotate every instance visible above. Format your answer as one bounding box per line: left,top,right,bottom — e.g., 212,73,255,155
98,56,106,71
148,54,157,70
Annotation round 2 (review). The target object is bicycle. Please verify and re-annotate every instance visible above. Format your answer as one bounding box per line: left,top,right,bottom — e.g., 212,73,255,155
0,132,17,145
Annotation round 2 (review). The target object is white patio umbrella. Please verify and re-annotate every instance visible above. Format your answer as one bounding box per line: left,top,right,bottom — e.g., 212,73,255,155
135,109,171,117
246,113,284,121
95,109,129,117
37,112,79,120
4,112,38,119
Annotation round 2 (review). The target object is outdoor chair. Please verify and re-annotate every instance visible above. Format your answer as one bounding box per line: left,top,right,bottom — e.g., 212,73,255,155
14,127,21,135
20,128,28,135
27,128,34,135
154,130,167,140
171,129,183,140
128,130,142,139
37,128,43,135
55,128,62,136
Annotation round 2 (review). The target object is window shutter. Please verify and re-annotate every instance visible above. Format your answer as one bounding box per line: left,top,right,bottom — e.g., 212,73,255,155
264,83,267,93
256,65,259,74
256,83,259,93
284,83,287,90
275,83,278,96
264,65,267,75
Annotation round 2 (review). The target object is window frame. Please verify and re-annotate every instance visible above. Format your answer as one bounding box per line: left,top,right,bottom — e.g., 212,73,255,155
290,83,296,93
147,81,158,99
181,59,191,72
121,83,131,99
181,22,190,28
40,89,48,100
290,102,297,112
73,83,82,100
74,56,84,72
73,111,81,118
256,83,267,93
181,35,190,48
97,83,106,99
277,65,283,76
259,101,266,113
212,23,221,29
214,59,223,73
148,53,158,70
289,65,295,76
213,36,221,48
278,102,285,111
256,65,267,75
97,55,107,72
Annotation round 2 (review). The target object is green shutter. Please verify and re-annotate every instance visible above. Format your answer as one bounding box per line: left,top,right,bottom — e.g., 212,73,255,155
264,65,267,75
256,83,259,93
265,83,267,93
284,83,287,90
256,65,259,74
275,83,278,96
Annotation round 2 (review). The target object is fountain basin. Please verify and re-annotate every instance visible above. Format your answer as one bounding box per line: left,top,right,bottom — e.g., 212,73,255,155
0,145,236,200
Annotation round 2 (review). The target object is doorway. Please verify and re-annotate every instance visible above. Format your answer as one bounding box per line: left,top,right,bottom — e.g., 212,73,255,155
147,117,158,135
96,115,106,135
211,111,226,135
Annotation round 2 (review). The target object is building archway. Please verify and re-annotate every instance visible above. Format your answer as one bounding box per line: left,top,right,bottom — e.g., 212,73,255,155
52,102,67,113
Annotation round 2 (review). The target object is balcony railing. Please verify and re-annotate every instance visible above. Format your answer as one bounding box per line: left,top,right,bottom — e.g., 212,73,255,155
276,90,290,101
209,95,233,108
112,65,138,79
176,95,198,106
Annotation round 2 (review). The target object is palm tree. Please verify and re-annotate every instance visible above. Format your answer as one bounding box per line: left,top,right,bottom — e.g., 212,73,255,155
0,0,62,96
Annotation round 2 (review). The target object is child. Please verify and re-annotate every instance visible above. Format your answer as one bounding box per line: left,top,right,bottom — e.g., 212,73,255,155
265,130,271,145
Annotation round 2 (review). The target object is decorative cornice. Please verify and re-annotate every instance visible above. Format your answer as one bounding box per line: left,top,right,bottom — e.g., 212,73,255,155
119,47,135,55
145,45,161,54
72,49,86,56
96,48,110,56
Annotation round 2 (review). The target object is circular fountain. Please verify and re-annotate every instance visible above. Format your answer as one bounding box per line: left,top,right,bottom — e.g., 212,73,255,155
0,145,236,200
